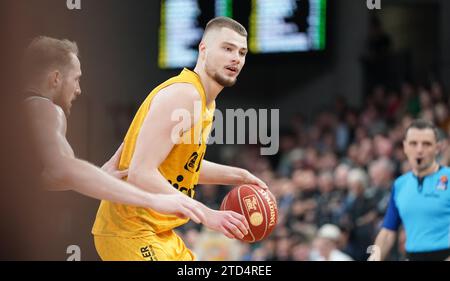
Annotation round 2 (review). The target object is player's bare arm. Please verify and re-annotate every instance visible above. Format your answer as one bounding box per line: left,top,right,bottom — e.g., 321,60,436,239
24,98,205,223
127,83,249,239
198,159,268,190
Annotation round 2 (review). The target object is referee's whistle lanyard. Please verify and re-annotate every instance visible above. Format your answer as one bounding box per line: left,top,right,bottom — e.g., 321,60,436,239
413,164,442,193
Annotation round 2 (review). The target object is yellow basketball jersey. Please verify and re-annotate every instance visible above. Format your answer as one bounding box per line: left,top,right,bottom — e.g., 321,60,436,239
92,68,215,237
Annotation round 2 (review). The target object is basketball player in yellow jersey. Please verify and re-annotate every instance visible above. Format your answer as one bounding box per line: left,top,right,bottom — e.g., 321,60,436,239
23,36,206,222
92,17,268,261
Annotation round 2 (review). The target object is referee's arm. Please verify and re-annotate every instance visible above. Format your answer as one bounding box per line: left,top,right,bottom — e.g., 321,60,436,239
369,186,401,261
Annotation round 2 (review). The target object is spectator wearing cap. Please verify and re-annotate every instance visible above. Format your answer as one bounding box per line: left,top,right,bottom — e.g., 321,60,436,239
311,224,353,261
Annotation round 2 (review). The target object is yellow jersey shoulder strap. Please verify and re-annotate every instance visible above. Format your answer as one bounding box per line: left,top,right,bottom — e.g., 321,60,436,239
146,68,207,111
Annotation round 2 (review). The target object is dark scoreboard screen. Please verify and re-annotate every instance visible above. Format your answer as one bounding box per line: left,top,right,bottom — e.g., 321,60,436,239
158,0,327,69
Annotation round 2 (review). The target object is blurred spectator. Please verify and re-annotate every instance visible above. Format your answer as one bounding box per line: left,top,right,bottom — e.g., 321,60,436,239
290,232,314,261
435,103,450,133
287,169,319,227
315,171,340,226
276,130,298,177
339,168,376,260
310,224,353,261
273,235,293,261
367,158,395,221
193,228,245,261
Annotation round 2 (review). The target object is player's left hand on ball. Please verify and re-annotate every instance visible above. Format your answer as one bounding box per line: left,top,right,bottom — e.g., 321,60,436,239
102,142,128,179
243,170,269,190
203,209,249,239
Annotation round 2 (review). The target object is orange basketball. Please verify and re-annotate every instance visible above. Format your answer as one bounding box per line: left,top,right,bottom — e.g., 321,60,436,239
220,184,278,243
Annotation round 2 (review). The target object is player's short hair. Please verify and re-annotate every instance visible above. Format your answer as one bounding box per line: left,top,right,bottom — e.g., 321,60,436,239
22,36,79,81
204,17,247,37
404,119,439,141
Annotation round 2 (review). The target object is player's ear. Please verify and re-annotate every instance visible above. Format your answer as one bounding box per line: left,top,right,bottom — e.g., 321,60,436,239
198,41,207,59
48,70,61,89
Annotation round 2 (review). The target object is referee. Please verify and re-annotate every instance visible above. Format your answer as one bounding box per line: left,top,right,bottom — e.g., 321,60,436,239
369,119,450,261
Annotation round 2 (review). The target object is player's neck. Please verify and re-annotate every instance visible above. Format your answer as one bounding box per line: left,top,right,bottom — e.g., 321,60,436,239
414,161,439,178
25,84,56,102
193,66,223,107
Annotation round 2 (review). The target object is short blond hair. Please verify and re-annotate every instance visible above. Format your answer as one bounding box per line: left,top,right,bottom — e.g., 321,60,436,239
22,36,79,81
203,17,247,38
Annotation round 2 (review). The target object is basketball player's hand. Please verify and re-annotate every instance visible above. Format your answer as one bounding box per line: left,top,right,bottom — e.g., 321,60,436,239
102,143,128,179
150,194,206,224
203,209,249,239
243,170,269,190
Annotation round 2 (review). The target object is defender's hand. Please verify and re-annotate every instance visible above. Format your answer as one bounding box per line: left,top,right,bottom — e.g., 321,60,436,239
102,143,128,179
150,194,206,224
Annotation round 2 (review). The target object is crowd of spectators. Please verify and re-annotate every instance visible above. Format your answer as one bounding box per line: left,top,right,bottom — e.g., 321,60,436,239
179,80,450,261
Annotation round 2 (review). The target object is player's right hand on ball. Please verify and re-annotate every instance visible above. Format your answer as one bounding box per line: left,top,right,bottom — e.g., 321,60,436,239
203,209,249,239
